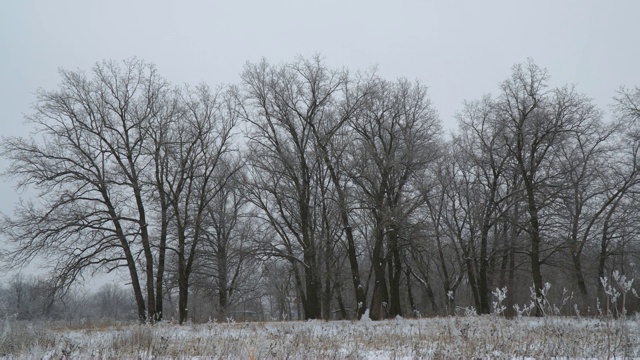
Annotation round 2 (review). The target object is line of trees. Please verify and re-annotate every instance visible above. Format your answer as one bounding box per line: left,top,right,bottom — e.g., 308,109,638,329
0,275,138,322
2,57,640,323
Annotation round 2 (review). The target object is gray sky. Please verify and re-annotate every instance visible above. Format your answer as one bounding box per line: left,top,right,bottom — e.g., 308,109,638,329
1,0,640,273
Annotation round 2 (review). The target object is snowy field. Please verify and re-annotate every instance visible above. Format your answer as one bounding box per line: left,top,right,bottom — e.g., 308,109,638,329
1,316,639,359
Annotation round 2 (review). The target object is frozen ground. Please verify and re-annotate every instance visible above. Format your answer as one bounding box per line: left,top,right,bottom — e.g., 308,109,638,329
1,315,639,358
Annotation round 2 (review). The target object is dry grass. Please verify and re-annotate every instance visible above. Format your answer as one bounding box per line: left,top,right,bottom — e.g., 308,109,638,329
1,315,639,358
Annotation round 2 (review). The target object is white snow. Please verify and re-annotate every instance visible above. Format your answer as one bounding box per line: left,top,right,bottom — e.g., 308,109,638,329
1,316,639,358
359,309,372,322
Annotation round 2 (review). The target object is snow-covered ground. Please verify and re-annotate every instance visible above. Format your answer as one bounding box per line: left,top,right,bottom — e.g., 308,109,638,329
1,315,639,358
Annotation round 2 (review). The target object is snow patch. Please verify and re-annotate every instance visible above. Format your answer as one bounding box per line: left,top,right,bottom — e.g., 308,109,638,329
359,309,372,322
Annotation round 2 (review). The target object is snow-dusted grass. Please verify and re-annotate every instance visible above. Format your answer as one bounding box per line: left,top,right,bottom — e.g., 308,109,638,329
1,315,639,359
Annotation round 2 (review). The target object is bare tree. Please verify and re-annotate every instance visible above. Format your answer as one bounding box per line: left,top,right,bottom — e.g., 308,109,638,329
303,65,374,319
142,86,181,322
452,96,513,313
349,77,441,319
554,119,622,298
591,85,640,301
92,282,137,320
420,153,466,315
614,86,640,123
193,163,254,321
240,57,345,319
1,275,57,320
0,59,171,322
160,85,240,324
495,60,603,315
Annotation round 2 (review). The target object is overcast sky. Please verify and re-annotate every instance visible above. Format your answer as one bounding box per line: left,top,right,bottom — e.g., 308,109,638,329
1,0,640,274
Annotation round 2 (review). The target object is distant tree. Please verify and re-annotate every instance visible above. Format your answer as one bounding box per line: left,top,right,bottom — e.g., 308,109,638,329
91,282,137,321
1,275,57,320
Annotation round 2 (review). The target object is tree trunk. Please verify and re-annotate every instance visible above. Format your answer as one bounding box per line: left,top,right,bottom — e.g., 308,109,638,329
526,186,545,317
569,195,589,296
405,266,416,317
464,255,481,314
370,273,389,320
128,167,156,322
154,206,168,322
105,195,147,322
370,225,389,320
437,230,458,315
388,231,403,318
336,284,347,320
478,221,491,314
126,251,147,322
303,252,322,319
217,243,229,321
597,205,616,311
344,224,367,319
178,244,189,324
291,263,307,320
153,144,169,323
313,133,367,319
323,266,332,320
572,252,588,295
